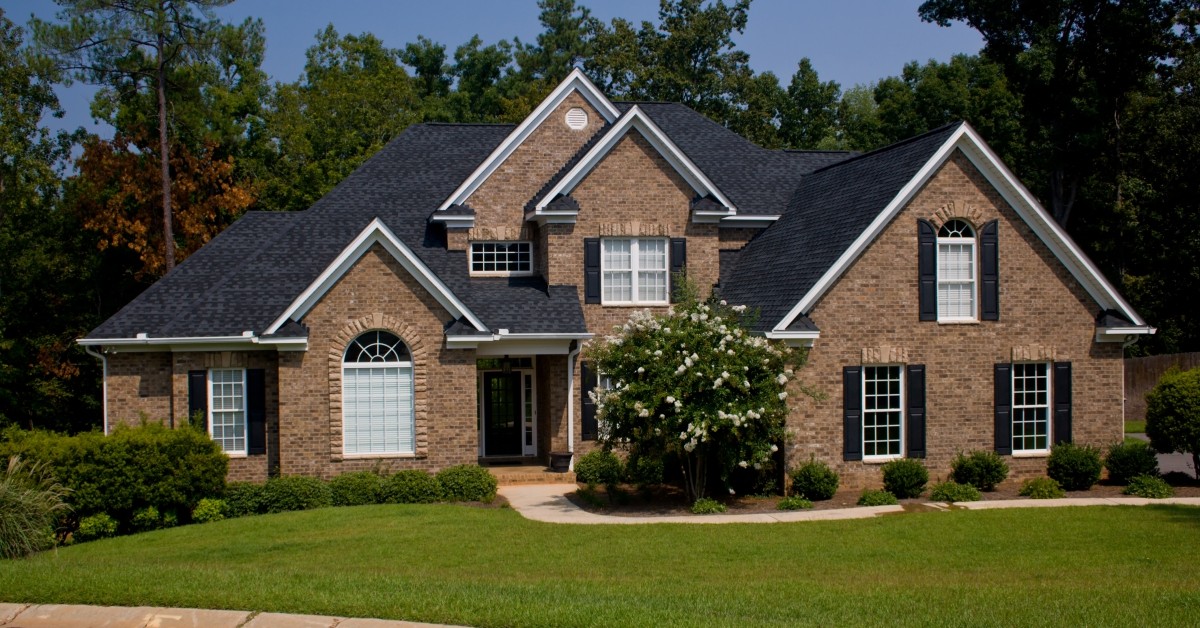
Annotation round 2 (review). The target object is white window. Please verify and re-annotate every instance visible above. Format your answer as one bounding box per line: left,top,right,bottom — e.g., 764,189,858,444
342,331,415,455
470,241,532,276
863,365,904,459
209,368,246,454
602,238,668,304
1012,363,1050,453
937,219,976,320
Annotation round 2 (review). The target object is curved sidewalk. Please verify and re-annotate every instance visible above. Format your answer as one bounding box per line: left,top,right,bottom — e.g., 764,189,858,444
498,483,1200,524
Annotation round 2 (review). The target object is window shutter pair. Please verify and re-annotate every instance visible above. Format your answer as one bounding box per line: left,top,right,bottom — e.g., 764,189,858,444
843,364,926,460
582,238,686,304
917,219,999,320
580,361,598,441
993,362,1072,454
187,369,267,455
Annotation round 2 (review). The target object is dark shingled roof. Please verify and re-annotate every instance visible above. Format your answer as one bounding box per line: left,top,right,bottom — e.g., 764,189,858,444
721,122,962,331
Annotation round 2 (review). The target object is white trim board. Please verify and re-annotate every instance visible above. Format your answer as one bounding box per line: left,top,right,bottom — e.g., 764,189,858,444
774,122,1150,333
436,68,620,212
265,218,488,335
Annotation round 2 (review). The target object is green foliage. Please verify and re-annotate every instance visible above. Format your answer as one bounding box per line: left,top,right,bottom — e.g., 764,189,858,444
223,482,266,518
690,497,727,514
73,512,117,543
1145,367,1200,478
328,471,384,507
929,481,981,503
881,459,928,498
383,470,443,504
132,506,166,532
435,465,497,503
1105,440,1160,484
191,498,225,524
950,450,1009,491
261,476,332,514
1047,443,1103,491
575,450,623,489
1019,477,1065,499
857,489,898,506
625,453,664,489
788,458,840,500
0,456,69,558
1123,475,1173,499
776,496,813,511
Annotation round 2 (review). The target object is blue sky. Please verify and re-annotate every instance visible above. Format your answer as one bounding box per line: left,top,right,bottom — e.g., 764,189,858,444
8,0,983,136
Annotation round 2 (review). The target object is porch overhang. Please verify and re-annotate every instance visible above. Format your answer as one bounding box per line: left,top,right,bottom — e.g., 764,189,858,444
446,331,594,355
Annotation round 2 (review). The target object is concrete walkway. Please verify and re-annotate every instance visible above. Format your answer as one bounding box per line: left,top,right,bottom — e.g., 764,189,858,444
497,483,1200,524
0,603,465,628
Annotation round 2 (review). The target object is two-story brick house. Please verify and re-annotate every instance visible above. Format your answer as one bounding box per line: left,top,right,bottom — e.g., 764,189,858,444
81,70,1153,486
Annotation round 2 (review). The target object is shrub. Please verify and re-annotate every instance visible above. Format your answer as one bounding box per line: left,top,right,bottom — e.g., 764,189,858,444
857,489,898,506
329,471,384,506
788,458,839,500
383,470,442,504
1105,440,1160,485
1047,442,1103,490
1019,476,1065,499
777,496,813,510
575,450,623,489
223,482,266,517
691,497,727,514
191,498,225,524
929,481,981,503
0,456,70,558
436,465,497,503
132,506,164,531
950,450,1009,491
1145,366,1200,478
626,454,664,488
1123,475,1174,499
881,458,928,498
261,476,332,513
74,513,118,543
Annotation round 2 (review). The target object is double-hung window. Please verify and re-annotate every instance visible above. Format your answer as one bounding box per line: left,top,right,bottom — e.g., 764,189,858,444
1012,363,1050,453
602,238,668,304
209,368,247,454
470,241,532,276
863,365,904,459
937,219,976,320
342,330,415,455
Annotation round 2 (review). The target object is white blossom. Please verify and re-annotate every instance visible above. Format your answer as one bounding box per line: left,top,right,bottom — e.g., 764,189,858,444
778,391,788,400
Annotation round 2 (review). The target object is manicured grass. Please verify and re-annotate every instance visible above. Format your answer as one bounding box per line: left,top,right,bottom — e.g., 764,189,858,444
1127,419,1147,433
3,504,1199,626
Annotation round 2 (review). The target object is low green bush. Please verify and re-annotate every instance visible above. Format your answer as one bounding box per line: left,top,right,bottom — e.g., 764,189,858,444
1123,475,1174,499
1105,441,1159,484
575,450,623,489
776,496,813,510
857,489,898,506
436,465,497,503
788,458,839,500
383,470,442,504
74,512,118,543
950,450,1009,491
1047,443,1102,491
881,458,928,498
1019,476,1065,499
929,481,981,503
131,505,171,532
261,476,332,513
0,456,69,558
329,471,384,506
191,498,226,524
690,497,726,514
223,482,266,517
626,454,664,488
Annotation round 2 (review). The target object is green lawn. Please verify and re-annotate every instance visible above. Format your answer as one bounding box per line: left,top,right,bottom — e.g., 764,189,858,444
1127,419,1147,433
3,504,1199,626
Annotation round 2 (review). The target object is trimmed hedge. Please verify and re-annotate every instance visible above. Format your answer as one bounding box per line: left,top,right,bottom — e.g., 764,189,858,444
383,470,442,504
436,465,497,503
789,458,839,500
575,450,623,488
224,481,267,517
261,476,332,513
329,471,384,506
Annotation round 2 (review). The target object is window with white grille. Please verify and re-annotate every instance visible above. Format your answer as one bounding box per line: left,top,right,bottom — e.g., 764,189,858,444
602,238,668,304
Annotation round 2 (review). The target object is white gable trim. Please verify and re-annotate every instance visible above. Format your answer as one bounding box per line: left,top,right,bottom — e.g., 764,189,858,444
775,122,1148,332
436,69,620,212
532,105,736,216
265,218,488,335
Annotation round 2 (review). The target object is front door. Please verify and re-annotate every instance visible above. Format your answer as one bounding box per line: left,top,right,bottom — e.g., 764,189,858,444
483,372,523,457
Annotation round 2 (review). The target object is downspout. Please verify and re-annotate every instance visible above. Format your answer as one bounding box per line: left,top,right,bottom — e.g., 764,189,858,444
84,346,109,435
566,340,580,471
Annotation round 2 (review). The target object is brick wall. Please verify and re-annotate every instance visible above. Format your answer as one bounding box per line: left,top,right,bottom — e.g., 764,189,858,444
790,150,1124,488
106,352,172,426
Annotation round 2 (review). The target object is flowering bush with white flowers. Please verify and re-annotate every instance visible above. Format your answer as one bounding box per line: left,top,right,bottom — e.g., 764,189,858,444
586,295,801,501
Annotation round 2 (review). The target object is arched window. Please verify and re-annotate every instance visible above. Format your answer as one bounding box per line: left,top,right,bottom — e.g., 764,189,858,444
342,331,414,455
936,219,976,320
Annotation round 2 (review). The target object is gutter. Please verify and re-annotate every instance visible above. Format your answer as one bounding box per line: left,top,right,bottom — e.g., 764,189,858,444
77,332,308,350
83,346,108,435
566,339,581,471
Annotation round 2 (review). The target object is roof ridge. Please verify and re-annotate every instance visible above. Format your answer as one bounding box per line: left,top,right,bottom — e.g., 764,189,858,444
421,122,517,127
809,121,963,174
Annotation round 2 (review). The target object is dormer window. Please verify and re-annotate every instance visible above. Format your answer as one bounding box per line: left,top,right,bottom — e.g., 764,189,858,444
937,219,976,320
470,241,533,276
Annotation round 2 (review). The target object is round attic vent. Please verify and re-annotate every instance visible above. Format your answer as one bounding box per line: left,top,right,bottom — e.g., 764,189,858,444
565,107,588,130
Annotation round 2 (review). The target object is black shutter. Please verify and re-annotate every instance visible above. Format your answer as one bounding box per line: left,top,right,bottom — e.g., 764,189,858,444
1053,362,1072,445
906,364,926,459
980,220,999,320
246,368,267,455
669,237,687,303
581,361,598,441
994,363,1013,455
584,238,601,304
187,370,208,432
843,366,863,461
918,219,937,321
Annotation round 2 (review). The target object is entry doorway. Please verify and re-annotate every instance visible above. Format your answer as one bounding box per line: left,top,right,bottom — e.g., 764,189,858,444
477,358,536,457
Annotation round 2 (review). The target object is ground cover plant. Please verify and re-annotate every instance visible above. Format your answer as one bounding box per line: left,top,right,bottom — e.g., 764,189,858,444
857,489,898,506
929,481,981,503
1123,475,1174,499
4,504,1196,625
1019,477,1065,499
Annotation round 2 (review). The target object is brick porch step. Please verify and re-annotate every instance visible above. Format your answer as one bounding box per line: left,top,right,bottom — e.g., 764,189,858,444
486,465,577,485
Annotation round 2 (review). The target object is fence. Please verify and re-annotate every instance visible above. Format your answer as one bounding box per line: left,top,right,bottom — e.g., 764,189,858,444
1124,352,1200,422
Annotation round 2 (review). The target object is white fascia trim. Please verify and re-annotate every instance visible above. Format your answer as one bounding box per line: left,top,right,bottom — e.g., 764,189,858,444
720,214,779,227
430,214,475,226
763,330,820,348
77,336,309,352
436,68,620,212
446,332,594,354
532,106,736,215
266,218,488,334
1096,326,1157,342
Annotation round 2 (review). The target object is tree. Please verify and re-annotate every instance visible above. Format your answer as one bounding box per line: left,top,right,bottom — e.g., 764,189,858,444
779,58,840,149
1145,366,1200,478
514,0,599,84
587,295,800,502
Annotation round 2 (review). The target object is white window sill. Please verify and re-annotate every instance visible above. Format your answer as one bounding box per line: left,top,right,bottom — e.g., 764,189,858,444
342,452,419,459
1011,451,1050,458
600,302,670,307
937,319,979,325
224,452,248,459
469,271,535,278
862,456,903,465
